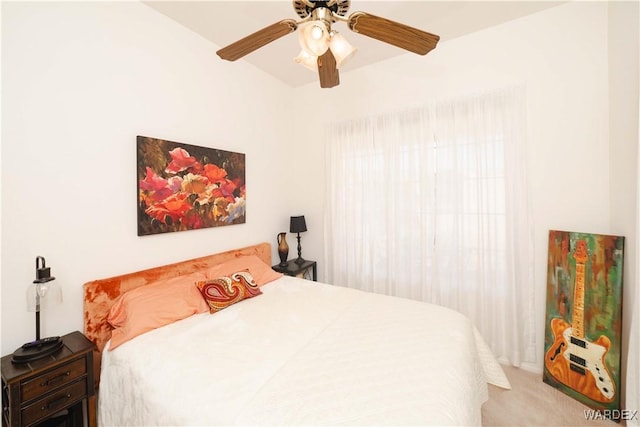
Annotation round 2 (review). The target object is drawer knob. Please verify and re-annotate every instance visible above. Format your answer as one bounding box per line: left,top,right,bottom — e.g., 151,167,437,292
40,371,71,387
42,393,71,411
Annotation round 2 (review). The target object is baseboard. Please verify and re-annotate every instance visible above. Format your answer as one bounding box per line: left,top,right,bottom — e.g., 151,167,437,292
496,357,543,375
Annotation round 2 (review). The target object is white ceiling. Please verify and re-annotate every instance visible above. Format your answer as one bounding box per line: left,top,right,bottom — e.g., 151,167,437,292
143,1,565,87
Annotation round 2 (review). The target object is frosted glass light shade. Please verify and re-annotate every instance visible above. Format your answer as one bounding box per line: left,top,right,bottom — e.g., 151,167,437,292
27,281,62,312
299,20,330,56
294,50,318,71
329,31,356,68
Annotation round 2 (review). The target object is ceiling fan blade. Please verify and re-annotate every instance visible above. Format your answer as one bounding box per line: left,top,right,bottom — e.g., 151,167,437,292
347,12,439,56
317,49,340,88
216,19,298,61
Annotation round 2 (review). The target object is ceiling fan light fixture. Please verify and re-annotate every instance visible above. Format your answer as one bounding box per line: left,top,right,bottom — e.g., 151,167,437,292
294,50,318,72
299,20,330,56
329,31,356,68
216,1,440,89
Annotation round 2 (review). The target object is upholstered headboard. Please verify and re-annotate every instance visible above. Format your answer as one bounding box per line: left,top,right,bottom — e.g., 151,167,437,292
83,242,271,385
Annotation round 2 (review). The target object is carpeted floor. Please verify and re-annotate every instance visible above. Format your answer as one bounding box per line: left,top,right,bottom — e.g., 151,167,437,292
482,365,619,426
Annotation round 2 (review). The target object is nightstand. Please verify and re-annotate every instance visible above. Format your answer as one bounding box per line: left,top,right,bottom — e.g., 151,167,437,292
1,331,96,427
272,259,317,281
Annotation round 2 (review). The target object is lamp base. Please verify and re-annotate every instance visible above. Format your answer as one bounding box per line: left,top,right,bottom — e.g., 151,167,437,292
12,338,63,364
294,257,306,265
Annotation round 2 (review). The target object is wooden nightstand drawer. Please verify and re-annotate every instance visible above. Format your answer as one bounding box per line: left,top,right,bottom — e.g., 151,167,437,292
21,379,86,426
21,358,86,402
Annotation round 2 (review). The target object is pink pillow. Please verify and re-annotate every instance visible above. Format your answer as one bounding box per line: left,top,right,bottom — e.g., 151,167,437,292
196,270,262,314
208,255,282,286
107,271,209,350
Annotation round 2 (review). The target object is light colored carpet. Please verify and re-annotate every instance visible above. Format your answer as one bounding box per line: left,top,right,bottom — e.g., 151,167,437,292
482,365,618,426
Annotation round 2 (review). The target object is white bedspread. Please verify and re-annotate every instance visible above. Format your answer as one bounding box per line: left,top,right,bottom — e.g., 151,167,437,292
99,276,510,426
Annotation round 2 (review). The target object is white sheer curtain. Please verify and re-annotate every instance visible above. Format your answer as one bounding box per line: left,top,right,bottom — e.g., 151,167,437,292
324,86,536,365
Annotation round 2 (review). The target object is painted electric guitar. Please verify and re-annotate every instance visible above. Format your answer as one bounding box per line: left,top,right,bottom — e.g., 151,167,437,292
544,240,615,402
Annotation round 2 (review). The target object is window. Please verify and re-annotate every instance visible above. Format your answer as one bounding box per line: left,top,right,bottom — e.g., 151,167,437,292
324,87,536,365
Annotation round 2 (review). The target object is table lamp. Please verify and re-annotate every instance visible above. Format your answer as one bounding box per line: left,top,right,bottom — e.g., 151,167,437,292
289,215,307,265
12,256,63,363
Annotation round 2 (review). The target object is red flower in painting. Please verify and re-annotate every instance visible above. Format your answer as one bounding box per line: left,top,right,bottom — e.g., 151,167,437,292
190,161,203,174
202,164,227,183
165,148,198,174
144,193,192,224
211,179,237,203
150,187,173,202
140,167,167,191
140,167,173,201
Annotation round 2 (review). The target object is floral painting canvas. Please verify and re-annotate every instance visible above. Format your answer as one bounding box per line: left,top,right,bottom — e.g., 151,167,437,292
543,230,624,413
137,136,246,236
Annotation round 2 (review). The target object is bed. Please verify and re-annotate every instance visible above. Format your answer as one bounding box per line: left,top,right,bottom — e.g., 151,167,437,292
83,242,510,426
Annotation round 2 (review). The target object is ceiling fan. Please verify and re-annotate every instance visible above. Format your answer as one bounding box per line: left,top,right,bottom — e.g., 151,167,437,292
216,0,440,88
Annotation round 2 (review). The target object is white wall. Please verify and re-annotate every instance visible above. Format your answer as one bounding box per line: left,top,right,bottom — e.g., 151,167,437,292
292,0,638,375
1,2,294,354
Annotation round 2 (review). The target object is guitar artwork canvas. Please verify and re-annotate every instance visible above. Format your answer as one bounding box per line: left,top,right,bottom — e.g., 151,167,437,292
543,230,624,412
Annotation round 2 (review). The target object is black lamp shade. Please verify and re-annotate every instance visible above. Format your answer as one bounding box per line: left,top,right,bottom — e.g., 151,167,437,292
290,216,307,233
35,256,54,283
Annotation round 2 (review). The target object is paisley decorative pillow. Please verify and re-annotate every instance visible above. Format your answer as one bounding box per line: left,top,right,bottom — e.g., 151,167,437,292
196,270,262,314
